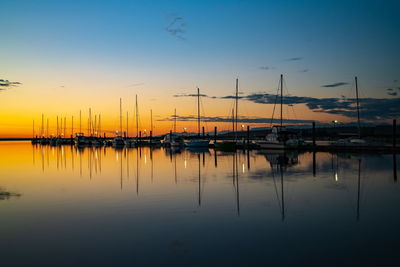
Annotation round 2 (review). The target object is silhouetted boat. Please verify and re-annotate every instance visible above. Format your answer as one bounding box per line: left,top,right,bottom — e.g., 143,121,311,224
215,79,239,151
257,75,301,150
333,77,372,147
185,88,210,148
112,136,125,147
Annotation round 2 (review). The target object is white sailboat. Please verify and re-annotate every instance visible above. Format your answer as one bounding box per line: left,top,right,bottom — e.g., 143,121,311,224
112,98,125,148
257,74,300,150
185,88,210,148
334,76,368,146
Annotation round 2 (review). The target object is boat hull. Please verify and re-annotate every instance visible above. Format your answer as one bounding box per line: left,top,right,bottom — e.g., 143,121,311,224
257,141,285,150
214,141,237,151
185,139,210,147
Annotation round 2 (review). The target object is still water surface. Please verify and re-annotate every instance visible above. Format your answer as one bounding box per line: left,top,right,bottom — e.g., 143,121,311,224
0,142,399,266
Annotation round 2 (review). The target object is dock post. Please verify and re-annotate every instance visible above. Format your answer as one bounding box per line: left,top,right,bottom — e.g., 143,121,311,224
214,126,217,143
393,119,397,148
202,126,205,138
312,122,316,148
247,125,250,147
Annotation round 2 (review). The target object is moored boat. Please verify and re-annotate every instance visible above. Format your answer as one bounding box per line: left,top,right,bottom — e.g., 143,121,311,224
184,87,209,148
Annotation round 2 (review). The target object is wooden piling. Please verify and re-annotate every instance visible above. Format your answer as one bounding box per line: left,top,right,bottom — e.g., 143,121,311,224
202,126,205,138
247,125,250,146
214,126,217,143
312,121,316,148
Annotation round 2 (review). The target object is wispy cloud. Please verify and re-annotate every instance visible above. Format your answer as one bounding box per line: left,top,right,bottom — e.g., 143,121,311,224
259,66,275,70
165,14,187,40
286,57,303,61
173,93,216,99
0,79,22,90
299,69,309,73
243,93,400,120
158,115,315,124
173,89,399,121
321,82,348,88
126,83,145,88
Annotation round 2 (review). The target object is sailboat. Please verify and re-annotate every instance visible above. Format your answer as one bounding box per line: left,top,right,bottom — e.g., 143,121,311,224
112,98,125,148
257,75,300,150
215,79,239,151
184,88,210,148
334,77,368,146
125,96,138,148
162,108,183,147
149,109,161,146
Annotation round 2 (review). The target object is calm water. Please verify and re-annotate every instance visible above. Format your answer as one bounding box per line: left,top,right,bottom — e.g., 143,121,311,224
1,142,399,266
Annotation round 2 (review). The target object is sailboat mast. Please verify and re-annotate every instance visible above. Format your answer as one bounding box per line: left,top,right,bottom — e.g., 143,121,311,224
197,88,200,137
232,108,235,136
71,116,74,137
355,76,361,138
41,114,44,137
235,78,238,141
150,109,153,133
119,98,122,136
174,108,177,133
126,112,129,138
79,110,82,134
94,115,97,137
99,114,101,137
136,95,139,138
46,118,49,138
32,120,35,138
89,108,92,136
280,74,283,128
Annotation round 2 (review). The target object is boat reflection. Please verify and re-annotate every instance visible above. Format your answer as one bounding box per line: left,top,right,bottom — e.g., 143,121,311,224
27,144,400,221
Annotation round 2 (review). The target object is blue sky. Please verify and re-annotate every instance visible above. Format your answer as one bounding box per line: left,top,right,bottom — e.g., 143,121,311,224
0,0,399,135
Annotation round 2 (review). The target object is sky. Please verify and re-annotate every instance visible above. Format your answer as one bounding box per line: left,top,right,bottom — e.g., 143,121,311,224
0,0,399,137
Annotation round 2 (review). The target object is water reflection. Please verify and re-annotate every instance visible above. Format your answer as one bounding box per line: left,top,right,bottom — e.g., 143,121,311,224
24,145,400,217
1,143,399,266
